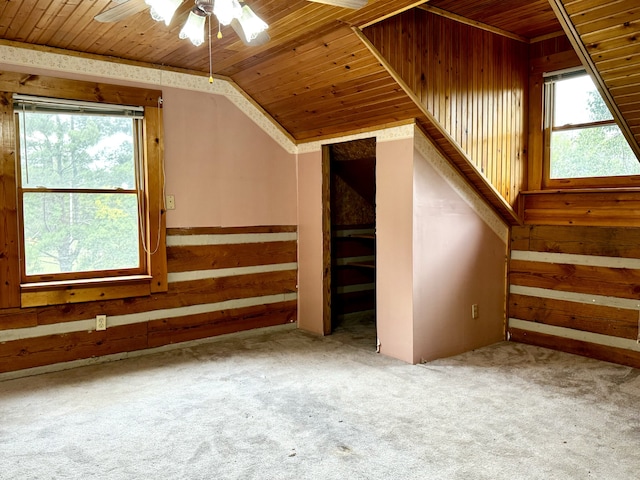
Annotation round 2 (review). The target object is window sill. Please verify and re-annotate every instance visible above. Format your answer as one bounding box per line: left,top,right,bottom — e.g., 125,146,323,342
20,275,153,308
523,186,640,195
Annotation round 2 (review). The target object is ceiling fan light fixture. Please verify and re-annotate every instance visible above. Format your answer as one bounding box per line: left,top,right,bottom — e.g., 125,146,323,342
179,8,207,46
213,0,243,26
236,5,268,42
307,0,368,9
145,0,182,26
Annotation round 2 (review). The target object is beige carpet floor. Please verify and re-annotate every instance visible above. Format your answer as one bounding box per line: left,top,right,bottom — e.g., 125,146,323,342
1,317,639,479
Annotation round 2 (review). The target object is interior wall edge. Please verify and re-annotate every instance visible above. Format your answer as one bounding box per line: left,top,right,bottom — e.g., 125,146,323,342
0,45,296,154
413,126,509,244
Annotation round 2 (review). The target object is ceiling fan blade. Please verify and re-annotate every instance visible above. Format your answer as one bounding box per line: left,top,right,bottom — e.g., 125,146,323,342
306,0,368,9
231,19,271,47
94,0,149,23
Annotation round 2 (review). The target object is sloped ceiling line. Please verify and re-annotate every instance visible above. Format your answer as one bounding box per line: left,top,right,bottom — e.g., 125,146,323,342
352,26,521,226
413,126,509,243
0,44,298,154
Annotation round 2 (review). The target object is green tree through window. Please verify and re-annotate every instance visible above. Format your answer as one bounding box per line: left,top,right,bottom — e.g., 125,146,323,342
548,73,640,179
17,101,143,279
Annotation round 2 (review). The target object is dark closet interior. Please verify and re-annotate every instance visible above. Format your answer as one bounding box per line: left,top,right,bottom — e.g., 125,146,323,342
329,137,377,333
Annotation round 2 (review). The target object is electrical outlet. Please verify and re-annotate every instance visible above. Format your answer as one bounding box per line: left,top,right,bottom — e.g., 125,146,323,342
166,195,175,210
96,314,107,331
472,304,479,319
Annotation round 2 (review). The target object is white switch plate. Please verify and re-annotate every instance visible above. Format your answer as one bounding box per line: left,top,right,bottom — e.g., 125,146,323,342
472,304,479,319
166,195,175,210
96,314,107,331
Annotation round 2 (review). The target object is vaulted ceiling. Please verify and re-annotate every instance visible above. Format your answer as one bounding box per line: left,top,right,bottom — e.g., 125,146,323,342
0,0,562,143
1,0,639,225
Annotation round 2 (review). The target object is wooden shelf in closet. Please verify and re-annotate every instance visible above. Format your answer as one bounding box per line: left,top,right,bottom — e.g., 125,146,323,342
349,234,376,240
347,261,375,269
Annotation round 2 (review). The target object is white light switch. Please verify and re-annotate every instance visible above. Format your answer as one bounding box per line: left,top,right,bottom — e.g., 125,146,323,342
166,195,175,210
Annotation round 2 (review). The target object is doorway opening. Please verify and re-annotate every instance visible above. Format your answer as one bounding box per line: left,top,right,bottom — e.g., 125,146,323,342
322,137,376,347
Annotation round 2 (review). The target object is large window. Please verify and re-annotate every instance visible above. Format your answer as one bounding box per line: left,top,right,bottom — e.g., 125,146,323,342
544,70,640,186
15,96,145,282
0,74,166,309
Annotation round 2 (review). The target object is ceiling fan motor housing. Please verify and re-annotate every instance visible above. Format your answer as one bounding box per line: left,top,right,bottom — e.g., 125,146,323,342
195,0,214,15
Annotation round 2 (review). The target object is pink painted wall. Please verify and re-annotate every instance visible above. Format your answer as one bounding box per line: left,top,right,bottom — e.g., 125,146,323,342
296,150,324,335
412,144,507,363
162,88,297,227
376,138,415,363
0,63,297,229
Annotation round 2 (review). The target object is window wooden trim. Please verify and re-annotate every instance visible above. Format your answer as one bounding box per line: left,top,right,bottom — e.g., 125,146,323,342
0,71,167,308
541,70,640,190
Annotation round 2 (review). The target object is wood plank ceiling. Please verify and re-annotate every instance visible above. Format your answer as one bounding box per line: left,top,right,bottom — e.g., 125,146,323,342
549,0,640,159
2,0,637,223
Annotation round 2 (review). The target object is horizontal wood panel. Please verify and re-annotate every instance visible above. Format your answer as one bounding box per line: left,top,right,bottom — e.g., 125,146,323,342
508,221,640,369
147,300,296,347
0,309,37,331
515,225,640,259
508,328,640,369
167,226,297,235
510,225,531,251
522,190,640,227
21,279,152,308
510,293,638,339
167,241,297,273
0,322,149,373
0,225,298,374
510,259,640,300
29,270,297,326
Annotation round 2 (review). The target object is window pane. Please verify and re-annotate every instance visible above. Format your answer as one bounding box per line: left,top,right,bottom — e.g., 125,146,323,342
550,125,640,179
23,192,140,275
19,112,136,190
554,75,613,126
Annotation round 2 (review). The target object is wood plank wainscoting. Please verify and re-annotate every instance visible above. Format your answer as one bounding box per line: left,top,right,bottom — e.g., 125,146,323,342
0,226,297,375
510,33,640,368
509,191,640,368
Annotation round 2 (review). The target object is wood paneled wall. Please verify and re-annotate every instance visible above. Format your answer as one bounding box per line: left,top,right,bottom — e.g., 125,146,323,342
509,35,640,368
0,226,297,375
364,8,529,208
510,218,640,369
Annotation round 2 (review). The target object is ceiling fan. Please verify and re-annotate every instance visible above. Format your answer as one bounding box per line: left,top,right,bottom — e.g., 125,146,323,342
94,0,367,82
95,0,369,47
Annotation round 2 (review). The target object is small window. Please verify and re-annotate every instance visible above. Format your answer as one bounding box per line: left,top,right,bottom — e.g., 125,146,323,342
544,70,640,186
14,95,146,283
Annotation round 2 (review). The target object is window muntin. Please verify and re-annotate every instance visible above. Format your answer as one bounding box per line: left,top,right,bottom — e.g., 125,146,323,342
15,96,146,281
545,71,640,182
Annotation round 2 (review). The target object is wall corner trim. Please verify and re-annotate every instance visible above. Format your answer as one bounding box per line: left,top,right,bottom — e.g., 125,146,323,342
413,126,509,243
0,45,297,154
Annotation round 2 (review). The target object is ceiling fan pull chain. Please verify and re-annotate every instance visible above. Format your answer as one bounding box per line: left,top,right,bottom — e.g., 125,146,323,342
209,17,214,83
